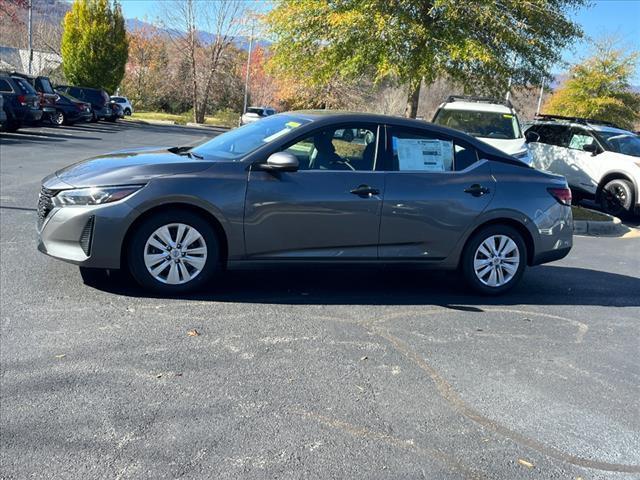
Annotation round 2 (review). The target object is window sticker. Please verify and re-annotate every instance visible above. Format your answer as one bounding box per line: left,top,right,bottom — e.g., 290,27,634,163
395,138,454,171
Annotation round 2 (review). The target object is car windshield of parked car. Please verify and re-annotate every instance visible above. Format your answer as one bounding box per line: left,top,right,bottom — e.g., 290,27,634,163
191,115,311,160
434,109,522,140
598,131,640,158
247,107,265,116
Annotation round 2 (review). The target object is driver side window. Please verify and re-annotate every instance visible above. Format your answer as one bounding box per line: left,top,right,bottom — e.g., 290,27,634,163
282,126,378,171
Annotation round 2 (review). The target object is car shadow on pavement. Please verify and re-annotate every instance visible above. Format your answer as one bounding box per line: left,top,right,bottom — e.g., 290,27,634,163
0,132,66,143
83,265,640,307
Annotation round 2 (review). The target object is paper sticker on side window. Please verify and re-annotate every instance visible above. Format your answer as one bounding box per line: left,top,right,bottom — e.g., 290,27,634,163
394,138,454,171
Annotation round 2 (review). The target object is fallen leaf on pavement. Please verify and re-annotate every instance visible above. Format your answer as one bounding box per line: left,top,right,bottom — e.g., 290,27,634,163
360,356,368,361
156,374,162,378
187,329,200,337
518,459,534,468
54,354,66,359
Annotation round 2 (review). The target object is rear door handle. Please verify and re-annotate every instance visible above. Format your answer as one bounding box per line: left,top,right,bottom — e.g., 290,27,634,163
464,184,490,197
350,184,380,197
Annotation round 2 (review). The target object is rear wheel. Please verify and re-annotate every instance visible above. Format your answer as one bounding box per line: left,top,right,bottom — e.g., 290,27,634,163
599,179,634,218
127,210,220,294
124,108,131,116
462,225,526,295
51,110,65,126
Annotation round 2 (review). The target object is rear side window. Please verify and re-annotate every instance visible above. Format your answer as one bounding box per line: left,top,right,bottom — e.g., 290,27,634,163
387,128,478,172
534,125,571,147
0,79,12,92
13,78,37,95
36,77,54,94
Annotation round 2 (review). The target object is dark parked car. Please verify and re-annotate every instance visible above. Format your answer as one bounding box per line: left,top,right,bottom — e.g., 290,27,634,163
0,73,43,131
37,112,573,295
10,72,57,122
0,95,6,129
50,91,92,125
55,85,117,122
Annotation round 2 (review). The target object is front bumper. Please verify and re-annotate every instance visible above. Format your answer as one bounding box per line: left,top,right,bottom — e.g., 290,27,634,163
37,200,135,269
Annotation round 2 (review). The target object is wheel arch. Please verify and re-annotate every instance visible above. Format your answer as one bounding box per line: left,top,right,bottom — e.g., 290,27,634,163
459,217,536,267
120,202,229,270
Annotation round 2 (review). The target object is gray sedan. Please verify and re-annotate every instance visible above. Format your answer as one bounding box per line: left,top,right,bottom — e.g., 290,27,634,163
37,111,573,295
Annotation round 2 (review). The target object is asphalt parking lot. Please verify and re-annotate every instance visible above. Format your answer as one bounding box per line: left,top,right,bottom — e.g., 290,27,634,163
1,121,639,479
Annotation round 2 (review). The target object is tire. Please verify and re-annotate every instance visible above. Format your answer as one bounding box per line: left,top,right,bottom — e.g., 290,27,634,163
461,225,527,295
4,115,19,132
127,210,220,294
124,108,131,116
51,110,65,126
90,111,98,123
599,179,634,218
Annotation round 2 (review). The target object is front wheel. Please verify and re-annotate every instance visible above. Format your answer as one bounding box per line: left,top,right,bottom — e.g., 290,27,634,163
127,210,220,294
599,179,634,218
461,225,526,295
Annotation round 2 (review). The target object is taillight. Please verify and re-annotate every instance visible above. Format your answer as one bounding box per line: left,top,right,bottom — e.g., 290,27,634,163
17,95,27,106
75,102,83,111
548,187,572,206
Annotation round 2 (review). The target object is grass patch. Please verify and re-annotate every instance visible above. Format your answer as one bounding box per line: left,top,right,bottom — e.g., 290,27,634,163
572,206,611,221
129,110,239,128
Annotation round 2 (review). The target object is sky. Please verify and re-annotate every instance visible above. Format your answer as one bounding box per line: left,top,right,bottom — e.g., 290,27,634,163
119,0,640,83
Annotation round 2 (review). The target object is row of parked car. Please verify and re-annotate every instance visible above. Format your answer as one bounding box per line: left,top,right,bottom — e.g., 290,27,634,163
0,71,133,132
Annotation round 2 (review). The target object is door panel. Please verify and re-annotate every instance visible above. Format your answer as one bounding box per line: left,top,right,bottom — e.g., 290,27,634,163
244,170,384,258
379,161,494,259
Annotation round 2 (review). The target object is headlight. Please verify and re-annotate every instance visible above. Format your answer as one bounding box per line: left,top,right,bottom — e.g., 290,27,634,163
52,185,143,207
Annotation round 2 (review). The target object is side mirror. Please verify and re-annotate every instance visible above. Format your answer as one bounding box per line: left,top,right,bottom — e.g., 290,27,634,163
525,130,540,143
257,152,299,172
582,143,600,155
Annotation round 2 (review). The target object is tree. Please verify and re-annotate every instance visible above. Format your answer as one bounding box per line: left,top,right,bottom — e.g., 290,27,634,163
121,24,169,110
266,0,588,118
61,0,128,93
544,39,640,131
159,0,245,123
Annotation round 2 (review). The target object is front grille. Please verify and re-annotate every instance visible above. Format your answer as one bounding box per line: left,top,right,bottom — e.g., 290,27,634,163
79,215,95,256
37,186,57,229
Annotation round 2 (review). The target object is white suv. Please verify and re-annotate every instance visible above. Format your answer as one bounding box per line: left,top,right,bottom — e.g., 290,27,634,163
110,96,133,116
432,96,530,164
525,115,640,218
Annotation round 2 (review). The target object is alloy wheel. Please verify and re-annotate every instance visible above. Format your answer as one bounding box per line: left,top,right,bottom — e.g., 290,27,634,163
53,112,64,125
473,235,520,287
143,223,208,285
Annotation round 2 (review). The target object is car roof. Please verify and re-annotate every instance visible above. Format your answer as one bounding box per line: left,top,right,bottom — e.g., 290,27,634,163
528,120,634,135
439,101,513,114
279,110,517,162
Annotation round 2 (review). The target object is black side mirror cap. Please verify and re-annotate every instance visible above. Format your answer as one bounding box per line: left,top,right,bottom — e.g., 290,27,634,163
582,143,601,155
525,130,540,143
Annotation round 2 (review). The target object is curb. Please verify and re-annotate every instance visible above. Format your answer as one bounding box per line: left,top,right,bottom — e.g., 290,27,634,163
573,211,636,237
125,118,177,125
185,122,231,131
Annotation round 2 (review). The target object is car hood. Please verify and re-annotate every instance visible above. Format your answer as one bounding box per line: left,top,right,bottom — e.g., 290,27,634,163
50,147,214,188
476,137,527,155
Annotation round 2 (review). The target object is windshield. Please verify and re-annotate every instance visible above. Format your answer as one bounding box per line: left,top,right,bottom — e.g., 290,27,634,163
191,115,310,160
13,78,37,95
434,109,522,139
247,107,265,115
598,131,640,158
38,77,55,94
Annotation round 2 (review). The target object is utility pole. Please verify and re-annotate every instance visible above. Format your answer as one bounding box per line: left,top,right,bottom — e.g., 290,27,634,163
27,0,33,75
242,21,255,119
535,80,545,116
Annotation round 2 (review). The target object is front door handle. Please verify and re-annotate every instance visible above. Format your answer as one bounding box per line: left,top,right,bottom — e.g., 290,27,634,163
350,184,380,197
464,184,490,197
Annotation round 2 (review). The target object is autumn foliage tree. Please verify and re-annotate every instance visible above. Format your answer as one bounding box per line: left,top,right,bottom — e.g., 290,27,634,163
267,0,588,118
544,39,640,131
121,24,169,110
61,0,128,93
